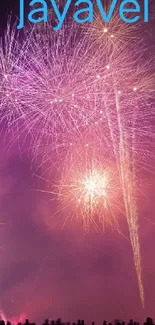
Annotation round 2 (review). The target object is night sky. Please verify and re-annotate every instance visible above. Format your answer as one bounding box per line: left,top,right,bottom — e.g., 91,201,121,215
0,1,155,324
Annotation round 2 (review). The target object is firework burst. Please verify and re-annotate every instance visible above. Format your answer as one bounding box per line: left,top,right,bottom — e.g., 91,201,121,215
1,6,155,310
37,139,124,234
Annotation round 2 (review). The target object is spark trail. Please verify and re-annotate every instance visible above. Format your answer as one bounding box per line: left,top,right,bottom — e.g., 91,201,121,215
115,89,144,306
84,8,155,306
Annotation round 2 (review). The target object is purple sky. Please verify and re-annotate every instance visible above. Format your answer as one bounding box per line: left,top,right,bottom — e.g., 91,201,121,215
0,1,155,324
0,136,155,325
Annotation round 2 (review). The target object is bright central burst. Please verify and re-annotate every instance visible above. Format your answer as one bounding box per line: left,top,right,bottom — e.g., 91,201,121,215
81,170,107,202
75,169,112,227
54,157,123,235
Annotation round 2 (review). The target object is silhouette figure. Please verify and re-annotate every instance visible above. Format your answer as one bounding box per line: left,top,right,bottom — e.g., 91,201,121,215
51,321,55,325
128,320,133,325
0,321,5,325
0,315,154,325
43,320,49,325
23,319,30,325
144,318,154,325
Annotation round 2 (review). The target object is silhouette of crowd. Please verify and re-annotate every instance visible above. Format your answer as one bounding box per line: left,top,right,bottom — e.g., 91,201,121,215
0,317,154,325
